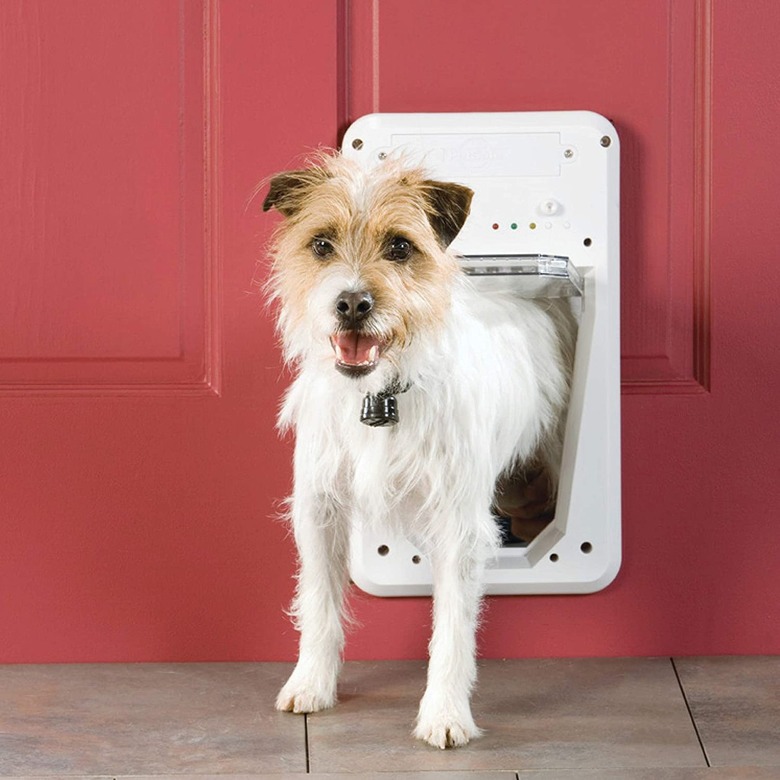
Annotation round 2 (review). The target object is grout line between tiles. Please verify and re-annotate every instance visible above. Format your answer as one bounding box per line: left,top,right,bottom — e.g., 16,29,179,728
671,656,711,767
304,711,311,773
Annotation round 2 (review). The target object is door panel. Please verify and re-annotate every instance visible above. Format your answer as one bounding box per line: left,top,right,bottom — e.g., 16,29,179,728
352,0,704,390
0,0,215,390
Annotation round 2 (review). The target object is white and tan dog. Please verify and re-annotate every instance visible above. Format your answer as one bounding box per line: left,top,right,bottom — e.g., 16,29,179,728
263,152,575,748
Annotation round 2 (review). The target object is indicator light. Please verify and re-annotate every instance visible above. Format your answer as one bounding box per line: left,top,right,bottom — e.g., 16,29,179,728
510,222,518,230
492,223,499,230
529,222,537,230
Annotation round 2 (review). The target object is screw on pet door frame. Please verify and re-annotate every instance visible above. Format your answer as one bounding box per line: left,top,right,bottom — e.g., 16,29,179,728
377,544,390,556
352,138,364,150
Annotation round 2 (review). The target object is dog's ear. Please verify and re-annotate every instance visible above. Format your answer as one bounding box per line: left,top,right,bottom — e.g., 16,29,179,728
422,180,474,247
262,170,314,217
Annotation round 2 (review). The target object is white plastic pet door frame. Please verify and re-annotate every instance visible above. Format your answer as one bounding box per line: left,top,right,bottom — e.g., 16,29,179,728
341,112,621,595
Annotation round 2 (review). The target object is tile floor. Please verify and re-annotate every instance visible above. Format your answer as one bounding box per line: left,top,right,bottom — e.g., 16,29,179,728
0,657,777,779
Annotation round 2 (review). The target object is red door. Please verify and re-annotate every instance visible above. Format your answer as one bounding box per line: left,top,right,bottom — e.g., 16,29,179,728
1,0,778,663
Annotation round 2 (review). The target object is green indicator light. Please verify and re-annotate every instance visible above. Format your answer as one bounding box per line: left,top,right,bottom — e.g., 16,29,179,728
510,222,518,230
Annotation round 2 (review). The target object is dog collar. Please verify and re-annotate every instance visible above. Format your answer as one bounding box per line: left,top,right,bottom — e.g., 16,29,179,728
360,380,411,427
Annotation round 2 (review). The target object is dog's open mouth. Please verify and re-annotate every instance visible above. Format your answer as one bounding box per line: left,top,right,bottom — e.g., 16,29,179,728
330,331,386,377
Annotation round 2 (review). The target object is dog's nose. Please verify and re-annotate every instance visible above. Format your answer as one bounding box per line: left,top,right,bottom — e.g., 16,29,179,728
335,290,374,325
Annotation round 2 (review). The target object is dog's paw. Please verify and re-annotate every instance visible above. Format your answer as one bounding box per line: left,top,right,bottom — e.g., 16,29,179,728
414,708,482,749
275,676,337,714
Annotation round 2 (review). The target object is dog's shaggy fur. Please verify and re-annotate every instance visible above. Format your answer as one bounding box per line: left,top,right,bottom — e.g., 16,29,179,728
263,152,575,748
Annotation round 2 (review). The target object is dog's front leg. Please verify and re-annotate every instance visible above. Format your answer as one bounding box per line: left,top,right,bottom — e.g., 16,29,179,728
276,492,350,714
414,527,490,749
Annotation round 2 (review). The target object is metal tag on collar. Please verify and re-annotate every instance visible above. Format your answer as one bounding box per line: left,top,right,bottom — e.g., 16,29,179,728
360,392,399,427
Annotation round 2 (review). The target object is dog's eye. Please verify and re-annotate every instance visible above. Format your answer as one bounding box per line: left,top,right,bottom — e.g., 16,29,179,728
387,236,413,262
311,237,334,258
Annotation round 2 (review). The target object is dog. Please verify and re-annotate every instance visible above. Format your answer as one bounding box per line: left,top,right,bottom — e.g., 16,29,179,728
262,151,575,748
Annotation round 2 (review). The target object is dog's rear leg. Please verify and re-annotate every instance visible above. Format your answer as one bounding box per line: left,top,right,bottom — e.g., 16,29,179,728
276,496,349,714
414,519,494,748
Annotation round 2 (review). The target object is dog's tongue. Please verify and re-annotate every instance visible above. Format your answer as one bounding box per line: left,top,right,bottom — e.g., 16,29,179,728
331,331,383,366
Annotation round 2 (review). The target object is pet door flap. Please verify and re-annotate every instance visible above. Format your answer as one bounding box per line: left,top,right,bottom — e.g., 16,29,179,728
460,254,584,298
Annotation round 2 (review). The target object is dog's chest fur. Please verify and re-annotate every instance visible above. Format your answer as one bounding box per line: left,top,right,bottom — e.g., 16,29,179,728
281,280,571,537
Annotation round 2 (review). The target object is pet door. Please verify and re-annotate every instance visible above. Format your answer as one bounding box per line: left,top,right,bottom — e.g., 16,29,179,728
342,111,621,595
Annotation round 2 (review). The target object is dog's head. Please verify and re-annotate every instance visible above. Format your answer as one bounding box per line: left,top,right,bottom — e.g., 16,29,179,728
263,153,473,381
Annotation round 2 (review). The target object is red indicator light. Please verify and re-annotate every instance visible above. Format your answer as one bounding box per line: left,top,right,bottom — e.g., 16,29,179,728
492,223,499,230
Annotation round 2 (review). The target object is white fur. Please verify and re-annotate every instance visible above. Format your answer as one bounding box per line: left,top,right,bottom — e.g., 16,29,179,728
274,257,573,747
